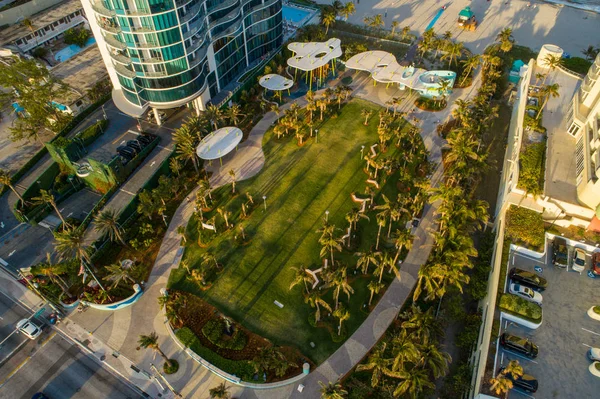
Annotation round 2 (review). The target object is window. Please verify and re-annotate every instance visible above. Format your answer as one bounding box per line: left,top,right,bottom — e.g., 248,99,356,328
568,122,581,137
576,136,585,178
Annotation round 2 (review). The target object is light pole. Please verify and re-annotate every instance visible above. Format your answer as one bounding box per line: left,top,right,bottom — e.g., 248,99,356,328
325,210,329,222
315,129,318,143
262,195,267,211
361,145,365,158
101,104,107,120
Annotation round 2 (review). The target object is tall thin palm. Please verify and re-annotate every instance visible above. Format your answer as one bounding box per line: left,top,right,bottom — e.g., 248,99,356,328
94,208,125,245
333,304,350,335
103,263,134,289
305,291,332,323
355,250,381,274
0,169,25,204
138,333,172,368
536,83,560,120
319,380,347,399
355,342,394,387
289,266,313,294
392,229,414,265
32,189,69,228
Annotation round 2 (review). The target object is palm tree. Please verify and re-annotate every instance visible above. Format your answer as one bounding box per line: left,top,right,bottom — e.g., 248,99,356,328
94,209,125,245
391,21,400,36
333,304,350,335
536,83,560,120
392,229,414,265
367,280,384,305
317,223,343,266
177,225,187,244
22,18,38,46
375,212,386,250
173,126,199,173
401,304,443,345
289,266,312,294
378,252,400,284
305,291,332,323
137,190,162,220
390,329,420,371
361,109,373,125
345,208,368,247
103,263,134,289
0,169,25,205
31,253,72,298
204,104,223,130
356,342,394,387
489,374,513,397
417,343,451,378
542,54,563,83
138,333,173,368
225,103,244,125
321,10,336,35
441,42,463,66
503,360,524,379
496,28,514,52
460,55,481,85
32,189,69,228
355,250,381,275
327,266,354,309
340,2,355,20
369,14,384,31
401,26,411,41
228,169,237,194
391,367,435,398
198,179,213,202
217,207,231,228
319,380,347,399
316,97,328,120
209,382,231,399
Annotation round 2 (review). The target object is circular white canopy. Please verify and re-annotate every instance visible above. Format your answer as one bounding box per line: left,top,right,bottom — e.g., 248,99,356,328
196,127,243,160
259,74,294,91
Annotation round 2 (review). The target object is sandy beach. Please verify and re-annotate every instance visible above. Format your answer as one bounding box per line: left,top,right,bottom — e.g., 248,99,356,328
315,0,600,56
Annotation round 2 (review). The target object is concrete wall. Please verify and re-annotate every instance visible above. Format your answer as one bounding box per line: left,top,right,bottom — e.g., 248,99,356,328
0,0,62,26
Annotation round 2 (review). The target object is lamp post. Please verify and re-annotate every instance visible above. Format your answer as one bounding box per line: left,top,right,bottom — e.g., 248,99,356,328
325,210,329,222
262,195,267,211
315,129,318,143
361,145,365,158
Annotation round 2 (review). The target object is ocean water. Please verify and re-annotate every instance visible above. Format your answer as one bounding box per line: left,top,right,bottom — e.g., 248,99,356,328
544,0,600,12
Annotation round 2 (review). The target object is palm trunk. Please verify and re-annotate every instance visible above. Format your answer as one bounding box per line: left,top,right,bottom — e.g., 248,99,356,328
9,185,25,205
192,156,199,173
315,302,321,322
338,319,343,335
387,217,393,238
347,224,352,248
330,250,335,268
376,225,382,250
536,97,549,120
335,288,339,310
53,203,69,228
379,264,385,284
156,347,172,368
393,245,403,265
304,279,309,295
369,290,375,305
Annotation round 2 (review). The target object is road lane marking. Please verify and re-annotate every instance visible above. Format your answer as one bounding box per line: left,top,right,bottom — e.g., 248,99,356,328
582,327,600,337
112,130,132,144
582,343,592,348
501,350,538,364
0,332,55,389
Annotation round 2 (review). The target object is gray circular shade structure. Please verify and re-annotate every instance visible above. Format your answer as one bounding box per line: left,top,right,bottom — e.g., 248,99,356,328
259,74,294,91
196,127,243,160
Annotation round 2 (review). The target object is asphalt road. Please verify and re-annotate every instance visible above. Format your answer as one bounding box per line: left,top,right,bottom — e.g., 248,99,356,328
0,291,30,365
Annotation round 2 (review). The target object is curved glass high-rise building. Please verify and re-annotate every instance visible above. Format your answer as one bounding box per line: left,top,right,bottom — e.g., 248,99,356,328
81,0,283,119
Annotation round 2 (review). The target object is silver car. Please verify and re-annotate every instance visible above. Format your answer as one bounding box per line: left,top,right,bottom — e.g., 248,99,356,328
16,319,42,340
572,248,586,273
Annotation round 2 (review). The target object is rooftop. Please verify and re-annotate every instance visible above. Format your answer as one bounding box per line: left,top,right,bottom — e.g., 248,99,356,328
259,74,294,91
287,38,342,72
0,0,83,46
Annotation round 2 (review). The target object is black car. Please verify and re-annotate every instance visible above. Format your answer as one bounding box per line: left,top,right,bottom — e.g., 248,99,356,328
499,367,538,393
117,145,136,158
500,333,539,358
127,139,144,152
137,135,154,145
509,267,548,291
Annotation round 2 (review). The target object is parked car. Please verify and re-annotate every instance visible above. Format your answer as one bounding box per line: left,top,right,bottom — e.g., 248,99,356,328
553,237,568,268
137,134,154,146
592,252,600,276
117,145,137,159
16,319,42,340
572,248,587,273
509,283,543,305
32,393,49,399
509,268,548,291
500,367,538,393
500,333,539,358
588,347,600,361
127,139,144,152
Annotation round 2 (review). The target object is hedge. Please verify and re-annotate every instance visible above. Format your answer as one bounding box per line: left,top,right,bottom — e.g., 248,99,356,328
202,319,248,351
518,140,546,196
1,94,111,196
562,57,592,75
505,205,545,251
175,327,255,381
499,294,542,323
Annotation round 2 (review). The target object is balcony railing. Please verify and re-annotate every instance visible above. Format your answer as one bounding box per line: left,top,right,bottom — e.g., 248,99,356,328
98,21,121,34
176,0,194,7
180,2,203,24
103,34,127,50
129,25,155,33
207,0,238,16
186,34,208,54
109,51,131,65
138,57,165,64
114,63,137,78
144,70,168,78
188,46,208,69
209,7,241,29
91,1,115,17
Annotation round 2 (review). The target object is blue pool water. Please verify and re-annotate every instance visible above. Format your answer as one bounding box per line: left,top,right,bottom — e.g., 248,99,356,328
425,8,445,31
55,37,97,63
282,5,311,23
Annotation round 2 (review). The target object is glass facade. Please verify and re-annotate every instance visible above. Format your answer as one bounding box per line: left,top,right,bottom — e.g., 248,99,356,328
90,0,282,109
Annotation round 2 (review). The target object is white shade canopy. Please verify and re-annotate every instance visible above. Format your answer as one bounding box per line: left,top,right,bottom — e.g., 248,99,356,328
259,74,294,91
196,127,243,160
287,38,342,72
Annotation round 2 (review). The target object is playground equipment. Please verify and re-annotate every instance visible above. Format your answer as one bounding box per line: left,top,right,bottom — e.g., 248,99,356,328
457,6,477,31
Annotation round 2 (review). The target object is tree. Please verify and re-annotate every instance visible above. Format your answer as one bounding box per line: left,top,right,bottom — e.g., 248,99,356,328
305,291,332,323
340,2,355,20
0,58,71,142
228,169,237,194
355,250,381,274
137,190,162,220
490,361,523,397
333,304,350,335
542,54,563,84
356,342,394,387
391,21,400,36
361,109,373,125
209,382,231,399
64,27,91,47
32,189,69,228
417,343,451,378
375,212,386,250
319,380,347,399
317,223,343,266
250,346,296,377
173,126,199,173
94,208,125,245
583,45,599,61
177,225,187,244
378,252,400,284
392,229,414,265
31,253,72,298
391,368,435,398
103,263,134,289
368,14,384,30
138,333,173,368
496,28,514,52
321,10,336,35
289,266,313,294
225,103,244,125
460,55,481,86
441,42,463,66
345,207,369,247
536,83,560,120
0,169,25,205
367,280,384,305
22,18,38,46
401,26,411,41
204,104,223,130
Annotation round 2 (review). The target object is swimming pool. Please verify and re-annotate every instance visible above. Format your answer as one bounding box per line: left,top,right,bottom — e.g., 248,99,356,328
54,37,97,63
282,5,311,24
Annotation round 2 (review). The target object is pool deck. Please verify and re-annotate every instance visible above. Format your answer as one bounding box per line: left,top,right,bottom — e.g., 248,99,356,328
51,45,108,94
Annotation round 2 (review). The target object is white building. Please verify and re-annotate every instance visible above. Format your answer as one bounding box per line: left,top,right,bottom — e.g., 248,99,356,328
567,53,600,210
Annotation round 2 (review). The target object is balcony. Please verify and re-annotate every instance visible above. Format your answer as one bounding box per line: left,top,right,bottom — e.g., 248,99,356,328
207,0,238,16
180,2,203,24
188,46,208,69
109,51,131,65
144,70,168,78
114,63,137,78
184,20,207,40
186,35,208,54
589,63,600,80
129,25,156,33
138,57,165,64
91,1,116,17
98,21,121,34
103,34,127,50
176,0,194,7
211,20,242,42
209,8,241,29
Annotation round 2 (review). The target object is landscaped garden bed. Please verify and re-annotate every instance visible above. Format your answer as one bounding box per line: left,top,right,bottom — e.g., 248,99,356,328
168,96,428,370
499,293,542,324
505,205,545,252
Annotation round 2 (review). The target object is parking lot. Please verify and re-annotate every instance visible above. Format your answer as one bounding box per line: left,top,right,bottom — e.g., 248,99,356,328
497,242,600,398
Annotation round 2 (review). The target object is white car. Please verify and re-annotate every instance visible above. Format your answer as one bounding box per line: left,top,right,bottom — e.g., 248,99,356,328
16,319,42,340
509,283,543,305
572,248,586,273
589,347,600,362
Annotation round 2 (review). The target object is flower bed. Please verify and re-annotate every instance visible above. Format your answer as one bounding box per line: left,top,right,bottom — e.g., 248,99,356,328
499,293,542,324
202,319,248,351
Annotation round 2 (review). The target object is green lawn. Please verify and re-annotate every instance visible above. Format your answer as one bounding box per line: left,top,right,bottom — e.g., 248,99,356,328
168,99,420,364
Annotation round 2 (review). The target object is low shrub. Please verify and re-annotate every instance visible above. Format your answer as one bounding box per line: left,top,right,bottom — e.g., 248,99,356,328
520,141,547,196
176,327,255,381
594,306,600,315
499,293,542,323
341,76,353,85
163,359,179,374
505,206,545,251
201,319,248,351
64,27,91,48
415,96,447,111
